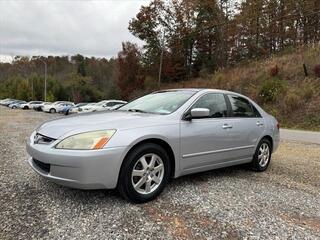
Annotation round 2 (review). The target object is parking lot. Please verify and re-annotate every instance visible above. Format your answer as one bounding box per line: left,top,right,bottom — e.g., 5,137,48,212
0,106,319,239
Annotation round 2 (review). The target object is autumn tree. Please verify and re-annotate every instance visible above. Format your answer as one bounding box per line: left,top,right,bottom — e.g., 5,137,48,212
117,42,144,99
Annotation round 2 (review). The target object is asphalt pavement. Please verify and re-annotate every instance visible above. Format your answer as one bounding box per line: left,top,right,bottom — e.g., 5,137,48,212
281,128,320,144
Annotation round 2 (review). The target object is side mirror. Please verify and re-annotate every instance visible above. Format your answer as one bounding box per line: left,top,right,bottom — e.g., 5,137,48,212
191,108,210,118
184,108,210,120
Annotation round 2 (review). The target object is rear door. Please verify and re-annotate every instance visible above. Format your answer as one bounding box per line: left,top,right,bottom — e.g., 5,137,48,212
224,94,265,159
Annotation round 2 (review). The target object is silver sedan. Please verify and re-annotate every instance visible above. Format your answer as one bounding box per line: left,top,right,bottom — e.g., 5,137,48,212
27,89,280,203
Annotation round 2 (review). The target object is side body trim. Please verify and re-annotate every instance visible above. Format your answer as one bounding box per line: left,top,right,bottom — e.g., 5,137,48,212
182,145,255,158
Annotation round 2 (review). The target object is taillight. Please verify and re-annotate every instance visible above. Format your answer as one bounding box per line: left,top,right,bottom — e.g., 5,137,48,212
276,122,280,130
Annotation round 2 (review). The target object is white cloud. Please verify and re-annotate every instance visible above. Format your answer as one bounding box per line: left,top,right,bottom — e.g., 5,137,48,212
0,0,150,59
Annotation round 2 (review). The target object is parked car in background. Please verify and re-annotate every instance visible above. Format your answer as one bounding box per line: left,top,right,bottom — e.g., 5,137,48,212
42,101,74,113
1,99,18,107
20,101,43,110
26,89,279,203
0,98,16,106
33,102,52,111
9,100,27,109
78,100,127,113
62,103,88,115
77,103,96,113
57,103,75,114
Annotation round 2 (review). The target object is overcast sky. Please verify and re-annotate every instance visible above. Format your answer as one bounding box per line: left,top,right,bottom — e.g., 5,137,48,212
0,0,150,62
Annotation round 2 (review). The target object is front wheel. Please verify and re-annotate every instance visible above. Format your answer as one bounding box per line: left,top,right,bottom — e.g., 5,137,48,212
117,143,171,203
49,108,56,113
250,138,272,172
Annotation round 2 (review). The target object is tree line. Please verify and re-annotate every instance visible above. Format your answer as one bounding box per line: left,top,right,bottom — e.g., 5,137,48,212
1,0,319,101
0,55,120,102
119,0,320,97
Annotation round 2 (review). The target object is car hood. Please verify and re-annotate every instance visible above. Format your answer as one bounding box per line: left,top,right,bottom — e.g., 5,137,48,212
37,111,172,139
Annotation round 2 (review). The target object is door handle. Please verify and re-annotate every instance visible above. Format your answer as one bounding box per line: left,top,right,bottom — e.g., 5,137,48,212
222,124,233,129
256,121,264,126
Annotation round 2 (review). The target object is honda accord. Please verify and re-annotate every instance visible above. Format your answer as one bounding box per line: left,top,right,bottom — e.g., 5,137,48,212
27,89,279,203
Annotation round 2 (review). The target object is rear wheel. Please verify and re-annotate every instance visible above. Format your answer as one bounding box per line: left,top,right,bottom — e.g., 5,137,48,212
117,143,171,203
49,108,56,113
250,138,272,172
23,106,29,110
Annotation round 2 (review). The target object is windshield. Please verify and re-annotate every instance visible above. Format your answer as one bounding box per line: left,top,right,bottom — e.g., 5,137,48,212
119,90,195,115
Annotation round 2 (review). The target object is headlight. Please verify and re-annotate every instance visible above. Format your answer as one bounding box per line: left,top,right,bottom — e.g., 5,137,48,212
55,130,116,150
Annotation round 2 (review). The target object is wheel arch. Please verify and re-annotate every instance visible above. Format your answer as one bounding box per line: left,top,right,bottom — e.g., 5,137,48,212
261,135,273,151
120,138,176,179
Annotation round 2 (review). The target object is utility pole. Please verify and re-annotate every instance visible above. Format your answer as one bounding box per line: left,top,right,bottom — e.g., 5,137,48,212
39,59,47,101
31,77,34,100
158,30,165,88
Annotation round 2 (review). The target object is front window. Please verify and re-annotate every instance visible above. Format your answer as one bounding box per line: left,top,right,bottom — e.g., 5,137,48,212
119,91,195,115
191,93,228,118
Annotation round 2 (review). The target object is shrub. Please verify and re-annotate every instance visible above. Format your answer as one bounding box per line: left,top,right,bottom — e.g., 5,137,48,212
269,65,279,77
144,76,158,90
284,90,302,111
259,77,285,103
299,79,315,100
199,68,210,79
314,64,320,78
304,114,320,131
212,72,227,89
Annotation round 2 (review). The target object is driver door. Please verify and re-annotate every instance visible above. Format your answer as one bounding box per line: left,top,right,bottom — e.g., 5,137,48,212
180,93,236,171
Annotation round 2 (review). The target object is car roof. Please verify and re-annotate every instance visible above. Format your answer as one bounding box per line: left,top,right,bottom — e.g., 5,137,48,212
155,88,230,94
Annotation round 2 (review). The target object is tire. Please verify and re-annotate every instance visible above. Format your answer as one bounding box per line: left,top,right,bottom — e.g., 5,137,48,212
12,106,16,109
250,138,272,172
23,106,29,110
49,108,56,113
117,143,171,203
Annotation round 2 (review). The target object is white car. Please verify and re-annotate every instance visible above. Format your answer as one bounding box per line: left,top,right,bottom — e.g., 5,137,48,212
78,100,127,113
42,101,74,113
20,101,43,110
33,102,51,111
67,103,91,114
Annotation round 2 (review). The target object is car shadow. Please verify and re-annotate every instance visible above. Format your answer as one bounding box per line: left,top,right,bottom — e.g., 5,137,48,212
168,164,253,187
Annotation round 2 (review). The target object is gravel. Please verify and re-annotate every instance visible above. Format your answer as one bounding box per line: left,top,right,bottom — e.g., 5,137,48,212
0,106,319,240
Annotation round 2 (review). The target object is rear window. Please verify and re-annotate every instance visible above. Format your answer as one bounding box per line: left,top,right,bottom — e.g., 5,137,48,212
227,95,256,118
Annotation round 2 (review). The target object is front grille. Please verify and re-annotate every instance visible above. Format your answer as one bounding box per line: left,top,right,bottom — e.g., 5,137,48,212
34,133,56,145
33,159,50,173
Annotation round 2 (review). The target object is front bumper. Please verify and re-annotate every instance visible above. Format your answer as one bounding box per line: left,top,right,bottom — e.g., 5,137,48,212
26,138,126,189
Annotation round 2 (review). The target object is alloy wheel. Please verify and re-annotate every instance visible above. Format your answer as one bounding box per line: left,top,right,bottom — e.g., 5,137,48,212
131,153,164,195
258,143,270,168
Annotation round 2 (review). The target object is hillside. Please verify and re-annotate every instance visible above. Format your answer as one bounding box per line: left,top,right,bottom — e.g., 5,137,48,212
143,44,320,131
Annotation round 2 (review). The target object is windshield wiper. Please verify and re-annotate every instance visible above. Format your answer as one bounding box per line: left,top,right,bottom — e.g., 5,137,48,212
128,109,148,113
